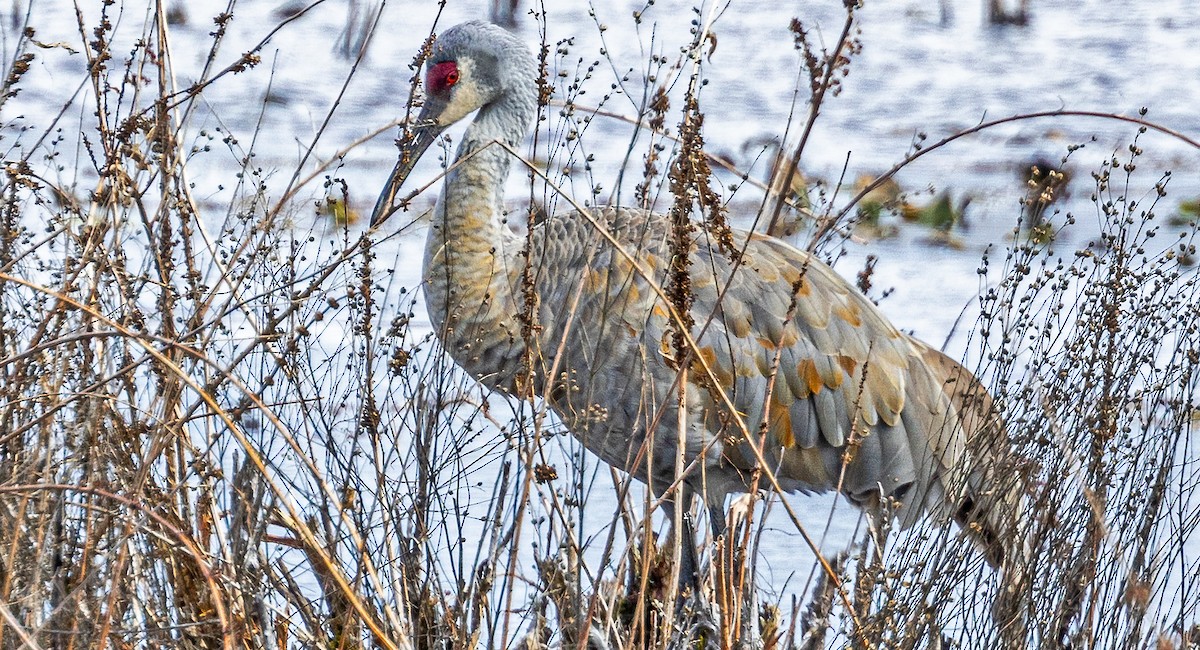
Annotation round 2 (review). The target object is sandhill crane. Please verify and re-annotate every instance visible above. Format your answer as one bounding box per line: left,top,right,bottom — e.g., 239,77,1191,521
371,20,1022,586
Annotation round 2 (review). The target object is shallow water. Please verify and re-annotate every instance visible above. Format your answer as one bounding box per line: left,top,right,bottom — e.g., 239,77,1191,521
8,0,1199,638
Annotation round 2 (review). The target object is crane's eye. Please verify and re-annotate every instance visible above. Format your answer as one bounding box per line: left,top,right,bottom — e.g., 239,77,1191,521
427,61,460,97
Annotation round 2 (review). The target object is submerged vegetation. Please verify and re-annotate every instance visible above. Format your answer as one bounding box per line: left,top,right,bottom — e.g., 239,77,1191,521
0,1,1197,648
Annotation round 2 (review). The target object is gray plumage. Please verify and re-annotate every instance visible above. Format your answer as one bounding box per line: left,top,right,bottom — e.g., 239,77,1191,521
372,21,1021,564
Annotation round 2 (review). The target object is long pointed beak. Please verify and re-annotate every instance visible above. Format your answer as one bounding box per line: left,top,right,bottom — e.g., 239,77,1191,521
370,118,445,227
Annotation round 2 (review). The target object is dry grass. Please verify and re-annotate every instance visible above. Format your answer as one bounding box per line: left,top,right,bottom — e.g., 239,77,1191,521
0,1,1197,649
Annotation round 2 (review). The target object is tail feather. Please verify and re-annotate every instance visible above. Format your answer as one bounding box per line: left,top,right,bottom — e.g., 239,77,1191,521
911,338,1030,645
910,339,1021,561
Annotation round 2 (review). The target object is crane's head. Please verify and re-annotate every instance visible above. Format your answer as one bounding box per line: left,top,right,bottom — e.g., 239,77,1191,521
371,21,535,226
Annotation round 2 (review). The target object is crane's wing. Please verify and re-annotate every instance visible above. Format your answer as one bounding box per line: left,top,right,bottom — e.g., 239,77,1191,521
528,209,999,528
680,231,976,525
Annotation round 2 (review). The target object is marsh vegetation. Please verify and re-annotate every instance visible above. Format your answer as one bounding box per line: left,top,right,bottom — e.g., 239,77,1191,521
0,1,1197,648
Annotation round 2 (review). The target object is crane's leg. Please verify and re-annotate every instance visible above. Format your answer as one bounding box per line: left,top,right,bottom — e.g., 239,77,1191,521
707,500,727,540
707,498,730,625
664,489,721,645
664,490,704,599
710,492,768,645
680,510,703,597
672,489,736,595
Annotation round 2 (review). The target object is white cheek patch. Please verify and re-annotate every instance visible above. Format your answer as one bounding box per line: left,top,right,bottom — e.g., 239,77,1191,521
437,58,481,125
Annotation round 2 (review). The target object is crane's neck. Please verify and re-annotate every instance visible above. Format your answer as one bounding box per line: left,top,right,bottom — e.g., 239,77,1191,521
423,89,536,390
